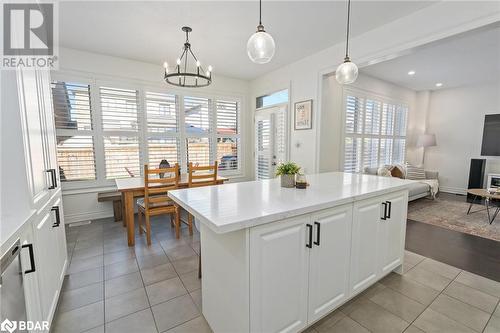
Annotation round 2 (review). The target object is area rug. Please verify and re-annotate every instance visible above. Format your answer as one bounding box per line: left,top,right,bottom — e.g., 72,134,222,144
408,196,500,241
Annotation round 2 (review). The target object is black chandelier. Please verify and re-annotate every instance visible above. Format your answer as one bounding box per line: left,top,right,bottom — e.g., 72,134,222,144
163,27,212,88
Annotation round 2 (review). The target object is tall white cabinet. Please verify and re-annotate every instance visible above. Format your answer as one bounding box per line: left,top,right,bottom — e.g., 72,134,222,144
1,66,67,330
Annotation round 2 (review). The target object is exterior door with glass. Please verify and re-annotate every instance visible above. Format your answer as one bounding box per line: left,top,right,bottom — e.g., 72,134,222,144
255,106,287,180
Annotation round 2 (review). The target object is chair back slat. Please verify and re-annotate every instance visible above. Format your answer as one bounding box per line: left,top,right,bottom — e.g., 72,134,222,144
188,162,218,188
144,163,179,209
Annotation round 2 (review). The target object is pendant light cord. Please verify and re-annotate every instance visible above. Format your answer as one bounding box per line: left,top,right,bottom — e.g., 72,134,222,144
345,0,351,59
259,0,262,25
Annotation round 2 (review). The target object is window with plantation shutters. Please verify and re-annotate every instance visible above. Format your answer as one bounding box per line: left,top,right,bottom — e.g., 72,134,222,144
145,92,180,168
51,81,96,181
52,74,244,188
216,99,240,172
100,86,141,179
343,90,408,173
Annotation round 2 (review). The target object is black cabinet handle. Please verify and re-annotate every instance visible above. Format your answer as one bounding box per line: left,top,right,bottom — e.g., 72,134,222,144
51,206,61,227
386,201,392,219
314,222,321,246
306,224,313,248
381,202,387,220
46,169,57,189
22,244,36,274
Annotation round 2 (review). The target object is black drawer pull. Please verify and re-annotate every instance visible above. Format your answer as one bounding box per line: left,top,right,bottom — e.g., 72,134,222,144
51,206,61,227
386,201,392,219
22,244,36,274
381,202,387,220
314,222,320,246
46,169,57,189
306,224,313,248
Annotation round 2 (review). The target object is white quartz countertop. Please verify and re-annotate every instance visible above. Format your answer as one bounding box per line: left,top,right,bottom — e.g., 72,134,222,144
168,172,414,234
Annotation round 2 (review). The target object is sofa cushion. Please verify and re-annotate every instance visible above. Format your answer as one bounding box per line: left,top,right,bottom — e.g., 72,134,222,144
408,182,430,198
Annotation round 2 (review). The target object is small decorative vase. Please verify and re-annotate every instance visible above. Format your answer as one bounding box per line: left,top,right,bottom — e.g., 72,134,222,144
281,174,296,188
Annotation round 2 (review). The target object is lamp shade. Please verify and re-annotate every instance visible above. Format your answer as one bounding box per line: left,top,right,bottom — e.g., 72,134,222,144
417,134,437,148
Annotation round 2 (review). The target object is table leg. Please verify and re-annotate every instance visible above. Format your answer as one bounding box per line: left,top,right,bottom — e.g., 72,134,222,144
490,207,500,224
124,192,135,246
467,195,477,215
121,193,126,227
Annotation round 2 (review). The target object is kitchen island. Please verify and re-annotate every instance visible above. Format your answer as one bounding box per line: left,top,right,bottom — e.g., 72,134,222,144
168,172,414,333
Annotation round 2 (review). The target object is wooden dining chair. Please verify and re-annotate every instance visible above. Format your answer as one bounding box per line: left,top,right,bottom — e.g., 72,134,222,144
188,161,218,278
137,163,180,245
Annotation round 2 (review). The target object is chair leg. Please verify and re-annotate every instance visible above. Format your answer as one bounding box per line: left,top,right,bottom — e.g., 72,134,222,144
145,214,152,246
138,210,143,234
170,214,174,228
188,213,193,236
175,206,181,239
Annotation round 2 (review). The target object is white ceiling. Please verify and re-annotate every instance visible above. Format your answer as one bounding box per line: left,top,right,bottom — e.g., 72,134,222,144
361,25,500,91
59,1,436,80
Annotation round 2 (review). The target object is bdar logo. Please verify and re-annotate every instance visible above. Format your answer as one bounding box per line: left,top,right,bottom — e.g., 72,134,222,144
0,319,17,333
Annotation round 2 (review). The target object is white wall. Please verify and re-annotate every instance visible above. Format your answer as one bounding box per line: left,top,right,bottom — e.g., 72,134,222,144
319,73,416,172
56,47,252,223
250,1,500,175
424,82,500,194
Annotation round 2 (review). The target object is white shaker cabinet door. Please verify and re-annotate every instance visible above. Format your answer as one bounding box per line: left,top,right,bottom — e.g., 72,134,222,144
350,196,383,296
308,204,352,322
250,216,310,333
379,191,408,276
16,68,51,206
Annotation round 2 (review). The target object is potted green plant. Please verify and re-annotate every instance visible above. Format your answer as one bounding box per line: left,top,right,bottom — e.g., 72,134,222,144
276,162,301,188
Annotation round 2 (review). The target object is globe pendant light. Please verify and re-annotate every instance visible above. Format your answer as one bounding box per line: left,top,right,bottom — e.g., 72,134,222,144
247,0,275,64
336,0,358,84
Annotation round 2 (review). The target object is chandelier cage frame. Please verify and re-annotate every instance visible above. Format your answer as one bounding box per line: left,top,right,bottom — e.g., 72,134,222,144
163,26,212,88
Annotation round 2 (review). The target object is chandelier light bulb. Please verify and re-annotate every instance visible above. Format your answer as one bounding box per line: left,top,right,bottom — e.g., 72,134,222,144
196,60,201,67
206,70,210,76
176,58,181,65
208,65,213,72
163,61,168,69
336,59,358,85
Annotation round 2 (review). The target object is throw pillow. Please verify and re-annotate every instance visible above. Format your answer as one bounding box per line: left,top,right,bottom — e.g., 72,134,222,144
390,165,405,179
377,166,392,177
406,163,426,180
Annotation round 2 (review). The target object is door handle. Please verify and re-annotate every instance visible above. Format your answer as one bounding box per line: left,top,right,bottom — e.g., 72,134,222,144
51,206,61,227
306,224,313,248
22,244,36,274
314,222,320,246
381,202,387,220
46,169,57,189
271,162,277,166
386,201,392,219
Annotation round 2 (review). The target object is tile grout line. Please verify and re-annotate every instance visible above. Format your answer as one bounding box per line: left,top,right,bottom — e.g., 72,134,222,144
482,299,500,333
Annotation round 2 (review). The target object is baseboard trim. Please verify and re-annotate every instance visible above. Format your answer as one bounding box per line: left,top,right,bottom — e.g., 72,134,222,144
440,186,467,195
64,210,113,224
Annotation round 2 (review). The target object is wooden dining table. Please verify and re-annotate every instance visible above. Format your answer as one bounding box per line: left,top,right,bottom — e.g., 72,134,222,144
116,174,228,246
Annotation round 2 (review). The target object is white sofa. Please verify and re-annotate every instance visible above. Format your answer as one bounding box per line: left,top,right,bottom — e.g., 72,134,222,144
364,167,439,201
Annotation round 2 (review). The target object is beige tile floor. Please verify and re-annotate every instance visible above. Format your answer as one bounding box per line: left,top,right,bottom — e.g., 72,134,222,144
54,216,500,333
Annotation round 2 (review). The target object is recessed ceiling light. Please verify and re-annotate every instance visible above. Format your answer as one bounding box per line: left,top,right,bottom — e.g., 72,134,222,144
435,83,443,87
408,70,416,76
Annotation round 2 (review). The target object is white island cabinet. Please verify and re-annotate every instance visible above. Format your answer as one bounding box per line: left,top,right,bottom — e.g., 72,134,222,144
168,172,412,333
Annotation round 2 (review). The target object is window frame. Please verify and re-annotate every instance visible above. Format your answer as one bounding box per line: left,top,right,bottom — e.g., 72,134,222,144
52,72,245,191
340,87,409,173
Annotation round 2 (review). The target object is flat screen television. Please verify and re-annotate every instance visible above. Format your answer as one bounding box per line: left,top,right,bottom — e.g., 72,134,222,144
481,114,500,156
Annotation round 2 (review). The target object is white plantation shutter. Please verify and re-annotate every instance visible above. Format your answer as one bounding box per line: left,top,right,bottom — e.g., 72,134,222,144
184,96,211,134
51,81,96,181
216,99,240,172
255,117,272,180
145,92,180,168
343,91,408,173
100,86,141,179
186,137,211,166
